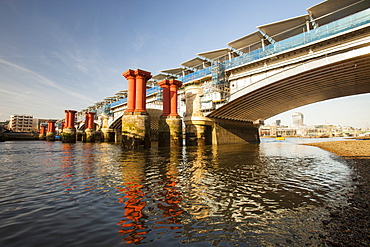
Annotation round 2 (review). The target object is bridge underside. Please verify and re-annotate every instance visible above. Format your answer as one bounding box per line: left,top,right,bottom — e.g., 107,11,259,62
208,54,370,122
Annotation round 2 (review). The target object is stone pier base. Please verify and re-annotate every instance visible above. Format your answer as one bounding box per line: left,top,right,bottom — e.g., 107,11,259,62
184,117,260,146
184,118,213,146
76,131,83,141
212,118,260,144
61,128,76,143
158,116,183,147
46,132,55,141
101,128,115,142
122,113,151,149
115,129,122,143
84,129,95,143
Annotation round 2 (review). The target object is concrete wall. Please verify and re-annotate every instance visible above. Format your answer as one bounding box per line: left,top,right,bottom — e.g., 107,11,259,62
212,118,260,145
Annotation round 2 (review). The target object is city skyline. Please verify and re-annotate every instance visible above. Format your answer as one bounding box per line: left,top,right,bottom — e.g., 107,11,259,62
1,0,369,128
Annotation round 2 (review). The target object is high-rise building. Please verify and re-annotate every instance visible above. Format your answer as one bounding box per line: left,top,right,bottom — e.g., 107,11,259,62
9,115,37,132
292,112,304,127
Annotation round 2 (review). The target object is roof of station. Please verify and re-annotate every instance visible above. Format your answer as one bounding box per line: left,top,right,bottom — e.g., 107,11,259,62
152,74,168,80
197,48,238,61
227,31,270,53
181,57,211,69
160,67,193,76
307,0,370,26
257,14,312,42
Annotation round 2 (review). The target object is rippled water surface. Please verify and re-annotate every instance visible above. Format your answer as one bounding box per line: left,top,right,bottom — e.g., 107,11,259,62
0,139,353,246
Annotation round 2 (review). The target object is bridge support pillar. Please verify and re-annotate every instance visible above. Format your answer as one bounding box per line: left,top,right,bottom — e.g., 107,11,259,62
211,118,260,145
184,85,213,146
46,120,56,141
183,85,260,145
158,116,182,147
121,69,152,149
101,128,115,142
76,131,83,141
84,112,96,143
101,114,115,142
122,114,151,149
61,110,77,143
158,79,183,147
39,125,46,140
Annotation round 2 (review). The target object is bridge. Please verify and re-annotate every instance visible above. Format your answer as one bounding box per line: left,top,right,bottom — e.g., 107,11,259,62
72,0,370,146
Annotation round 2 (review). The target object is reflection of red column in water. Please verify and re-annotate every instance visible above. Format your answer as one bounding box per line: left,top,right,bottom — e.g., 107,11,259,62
122,69,136,113
134,69,152,113
117,185,148,244
158,80,170,116
47,120,56,133
157,180,184,228
85,112,95,129
169,79,182,116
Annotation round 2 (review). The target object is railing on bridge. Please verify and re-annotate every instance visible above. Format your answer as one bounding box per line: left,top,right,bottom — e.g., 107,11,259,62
175,8,370,85
178,66,213,84
224,8,370,70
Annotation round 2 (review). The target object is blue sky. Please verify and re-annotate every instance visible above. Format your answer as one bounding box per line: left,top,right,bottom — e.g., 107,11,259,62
0,0,369,128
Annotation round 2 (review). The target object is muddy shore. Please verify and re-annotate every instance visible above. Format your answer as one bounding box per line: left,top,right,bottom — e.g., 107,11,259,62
303,140,370,246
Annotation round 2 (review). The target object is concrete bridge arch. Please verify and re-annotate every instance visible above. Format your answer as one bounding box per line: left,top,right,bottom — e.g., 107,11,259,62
209,45,370,123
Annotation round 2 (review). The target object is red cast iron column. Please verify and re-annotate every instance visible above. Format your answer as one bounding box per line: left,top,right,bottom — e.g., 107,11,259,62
85,112,96,129
134,69,152,113
64,111,70,128
47,120,56,133
65,110,77,128
40,125,46,135
169,79,182,116
122,69,136,113
158,79,170,116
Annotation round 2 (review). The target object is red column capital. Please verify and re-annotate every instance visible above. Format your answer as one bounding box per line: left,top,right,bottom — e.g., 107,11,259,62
122,69,136,79
134,69,152,81
168,79,182,88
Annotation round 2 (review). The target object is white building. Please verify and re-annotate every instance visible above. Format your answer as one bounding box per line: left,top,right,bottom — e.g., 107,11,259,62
9,115,38,132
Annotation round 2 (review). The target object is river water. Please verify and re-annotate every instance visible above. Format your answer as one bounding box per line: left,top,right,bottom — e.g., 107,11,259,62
0,138,353,246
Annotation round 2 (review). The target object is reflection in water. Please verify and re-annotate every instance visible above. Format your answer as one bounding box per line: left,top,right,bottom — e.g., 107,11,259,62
116,154,148,244
0,140,353,246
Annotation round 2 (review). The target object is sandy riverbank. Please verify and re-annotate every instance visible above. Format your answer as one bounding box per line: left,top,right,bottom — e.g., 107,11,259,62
304,140,370,246
303,139,370,159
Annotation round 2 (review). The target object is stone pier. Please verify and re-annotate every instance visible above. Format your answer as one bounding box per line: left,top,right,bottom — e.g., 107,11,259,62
184,85,260,146
121,69,152,149
101,114,115,142
39,125,46,140
158,79,183,147
84,112,96,142
61,110,77,143
46,120,56,141
184,85,213,146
